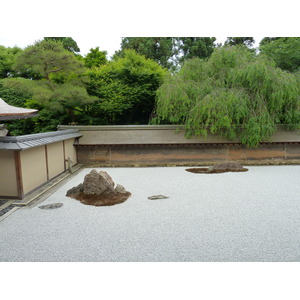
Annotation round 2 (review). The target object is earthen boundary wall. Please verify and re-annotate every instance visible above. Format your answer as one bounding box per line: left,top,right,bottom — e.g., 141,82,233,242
58,125,300,165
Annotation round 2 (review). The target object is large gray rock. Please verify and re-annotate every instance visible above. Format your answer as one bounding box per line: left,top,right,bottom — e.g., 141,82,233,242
66,169,131,207
83,169,115,195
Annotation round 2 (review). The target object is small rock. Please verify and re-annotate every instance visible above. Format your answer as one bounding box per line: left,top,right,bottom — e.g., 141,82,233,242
147,195,169,200
66,183,83,196
213,161,244,171
207,166,214,173
39,203,63,209
114,184,127,194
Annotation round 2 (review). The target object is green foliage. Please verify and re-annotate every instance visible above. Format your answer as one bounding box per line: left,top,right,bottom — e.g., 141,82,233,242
86,49,167,124
225,37,255,48
119,37,218,71
44,37,80,53
177,37,217,62
13,40,85,80
259,37,300,72
0,46,23,78
1,77,96,133
155,46,300,147
259,37,280,47
1,40,97,134
84,47,108,68
0,78,36,135
120,37,175,70
0,78,33,103
34,82,95,131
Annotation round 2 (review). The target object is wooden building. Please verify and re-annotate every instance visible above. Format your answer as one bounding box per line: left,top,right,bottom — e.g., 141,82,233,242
0,130,82,199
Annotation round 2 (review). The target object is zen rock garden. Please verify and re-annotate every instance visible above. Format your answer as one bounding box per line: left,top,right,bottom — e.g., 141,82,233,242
186,161,248,174
64,161,247,207
66,169,131,206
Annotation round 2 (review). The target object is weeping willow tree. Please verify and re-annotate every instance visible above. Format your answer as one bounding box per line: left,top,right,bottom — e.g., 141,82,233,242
154,46,300,147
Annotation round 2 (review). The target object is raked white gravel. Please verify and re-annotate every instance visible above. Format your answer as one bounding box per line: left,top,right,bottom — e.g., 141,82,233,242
0,166,299,262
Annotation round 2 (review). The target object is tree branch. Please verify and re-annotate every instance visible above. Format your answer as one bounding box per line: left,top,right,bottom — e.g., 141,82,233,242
47,68,63,74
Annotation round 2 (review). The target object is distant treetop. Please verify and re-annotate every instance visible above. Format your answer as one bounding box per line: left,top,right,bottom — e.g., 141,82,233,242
44,37,80,54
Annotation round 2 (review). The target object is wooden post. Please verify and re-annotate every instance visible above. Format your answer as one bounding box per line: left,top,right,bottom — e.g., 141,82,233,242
65,157,73,173
14,151,24,199
63,140,66,171
45,145,49,181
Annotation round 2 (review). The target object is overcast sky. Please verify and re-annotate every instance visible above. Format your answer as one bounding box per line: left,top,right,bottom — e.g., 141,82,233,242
0,1,296,58
0,35,123,57
0,35,265,58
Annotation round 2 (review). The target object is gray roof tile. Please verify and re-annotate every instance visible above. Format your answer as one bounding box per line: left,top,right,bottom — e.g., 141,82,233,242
0,129,82,150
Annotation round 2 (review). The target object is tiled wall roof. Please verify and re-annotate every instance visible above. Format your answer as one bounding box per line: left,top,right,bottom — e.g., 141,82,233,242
0,129,82,150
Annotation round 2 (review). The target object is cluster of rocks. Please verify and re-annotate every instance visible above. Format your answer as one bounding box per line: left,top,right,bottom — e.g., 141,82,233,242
39,161,249,210
65,161,246,207
66,169,131,206
186,161,248,174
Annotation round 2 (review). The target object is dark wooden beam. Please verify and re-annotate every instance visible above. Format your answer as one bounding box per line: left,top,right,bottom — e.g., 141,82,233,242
63,140,66,171
14,151,24,199
45,145,49,181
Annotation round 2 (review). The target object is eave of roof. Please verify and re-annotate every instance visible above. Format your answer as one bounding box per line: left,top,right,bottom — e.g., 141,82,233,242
0,98,38,120
0,129,82,150
0,113,39,121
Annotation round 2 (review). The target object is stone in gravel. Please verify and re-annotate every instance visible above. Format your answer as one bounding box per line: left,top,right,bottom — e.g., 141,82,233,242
66,184,83,196
148,195,169,200
213,161,244,171
186,160,248,174
114,184,127,194
83,169,115,195
66,169,131,206
39,203,63,209
207,166,214,173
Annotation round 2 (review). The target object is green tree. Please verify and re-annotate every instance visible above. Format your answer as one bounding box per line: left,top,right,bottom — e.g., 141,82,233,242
225,37,255,48
119,37,220,71
27,81,95,131
154,46,300,147
259,37,300,72
0,45,22,78
1,40,95,133
44,37,80,53
86,49,167,124
1,77,95,132
13,39,85,80
119,37,175,70
0,79,36,135
84,47,108,68
177,37,217,62
259,37,280,47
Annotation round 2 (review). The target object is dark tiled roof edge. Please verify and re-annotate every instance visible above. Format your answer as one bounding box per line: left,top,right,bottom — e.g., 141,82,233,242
0,129,82,150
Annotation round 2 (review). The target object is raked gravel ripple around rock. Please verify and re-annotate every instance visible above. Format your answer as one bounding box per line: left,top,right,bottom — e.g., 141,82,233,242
0,166,300,262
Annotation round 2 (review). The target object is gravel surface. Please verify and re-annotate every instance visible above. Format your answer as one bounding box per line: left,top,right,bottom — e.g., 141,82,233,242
0,166,299,262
